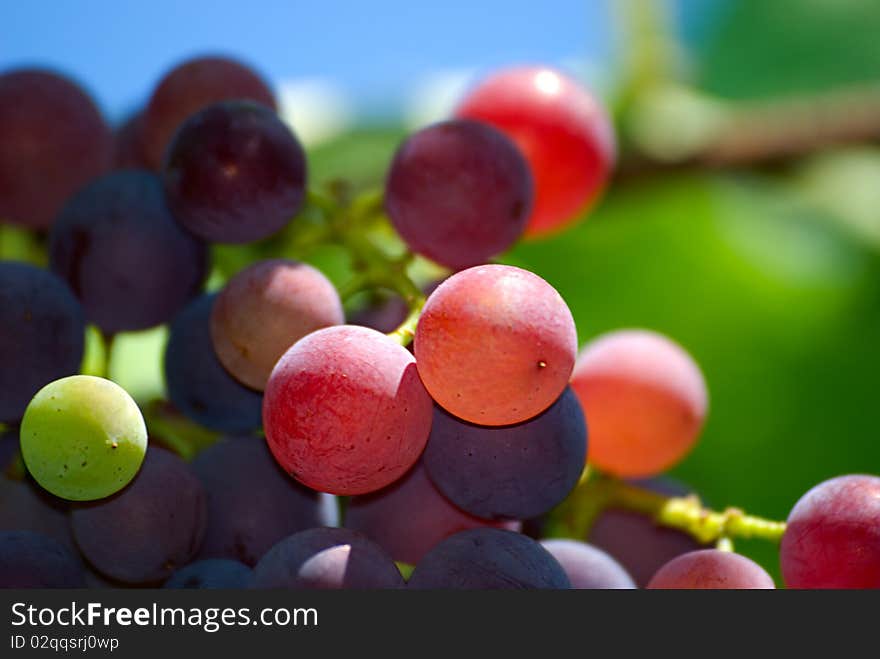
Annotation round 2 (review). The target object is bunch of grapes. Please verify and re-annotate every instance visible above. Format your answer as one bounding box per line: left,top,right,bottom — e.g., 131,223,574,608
1,57,877,590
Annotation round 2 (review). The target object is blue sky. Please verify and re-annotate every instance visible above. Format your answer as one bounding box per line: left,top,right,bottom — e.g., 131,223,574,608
2,0,621,121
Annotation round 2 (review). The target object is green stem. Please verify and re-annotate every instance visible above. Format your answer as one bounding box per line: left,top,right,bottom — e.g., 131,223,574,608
545,470,786,545
388,296,426,347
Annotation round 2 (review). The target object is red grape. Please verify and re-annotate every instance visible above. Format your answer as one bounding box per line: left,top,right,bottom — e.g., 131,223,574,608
210,259,344,390
780,474,880,589
539,539,636,589
570,329,708,478
163,100,307,244
414,264,577,426
112,112,150,170
141,55,276,169
263,325,433,495
0,69,112,229
648,549,775,589
456,66,614,237
385,120,532,269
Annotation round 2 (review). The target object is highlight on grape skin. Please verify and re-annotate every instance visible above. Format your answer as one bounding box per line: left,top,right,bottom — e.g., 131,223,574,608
455,66,615,238
539,539,636,590
210,259,344,391
570,329,708,478
385,119,533,269
414,264,578,426
647,549,775,590
780,474,880,589
263,325,434,495
20,375,148,502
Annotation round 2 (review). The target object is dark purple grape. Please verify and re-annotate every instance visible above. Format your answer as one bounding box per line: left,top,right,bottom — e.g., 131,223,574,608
251,528,404,590
164,295,263,434
163,101,307,244
192,436,336,566
781,474,880,589
71,448,207,584
0,531,86,588
49,171,208,333
423,387,586,520
648,549,775,589
345,460,520,565
113,112,150,170
539,539,635,589
164,559,252,589
588,478,705,587
141,55,276,170
0,262,85,423
0,69,112,229
385,119,532,269
0,477,73,549
408,528,570,589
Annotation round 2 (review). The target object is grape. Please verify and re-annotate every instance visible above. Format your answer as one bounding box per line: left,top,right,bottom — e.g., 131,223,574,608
539,539,636,589
71,447,206,584
345,460,520,565
113,112,150,170
0,531,86,588
164,560,252,589
163,101,307,244
455,66,614,237
349,292,410,334
164,294,263,433
210,259,344,390
385,120,532,269
587,478,705,587
0,262,85,423
20,375,148,501
570,329,708,478
423,386,586,520
408,528,570,589
141,55,276,170
647,549,775,589
251,528,404,589
780,474,880,589
192,436,337,566
414,264,577,426
263,325,433,495
0,477,73,549
49,171,208,334
0,69,112,229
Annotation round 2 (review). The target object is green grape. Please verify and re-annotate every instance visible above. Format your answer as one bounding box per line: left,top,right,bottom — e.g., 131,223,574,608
20,375,148,501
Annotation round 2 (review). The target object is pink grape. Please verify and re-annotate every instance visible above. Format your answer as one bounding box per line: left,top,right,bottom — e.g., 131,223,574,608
648,549,775,589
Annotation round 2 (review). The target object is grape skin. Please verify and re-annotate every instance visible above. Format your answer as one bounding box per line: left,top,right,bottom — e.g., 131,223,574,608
49,171,208,334
164,294,263,433
21,375,148,501
112,112,150,170
0,262,85,423
647,549,775,589
408,528,571,589
0,69,112,229
570,329,708,478
210,259,344,391
455,66,615,237
0,477,74,549
140,55,276,170
163,101,307,244
539,539,636,589
71,448,207,584
345,460,520,565
780,474,880,589
263,325,433,495
414,264,577,426
164,559,253,589
587,478,705,587
192,436,336,566
385,120,532,269
423,387,586,520
0,531,86,588
251,528,404,589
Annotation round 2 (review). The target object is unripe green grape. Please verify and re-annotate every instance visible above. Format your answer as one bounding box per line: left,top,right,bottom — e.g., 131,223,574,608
20,375,148,501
